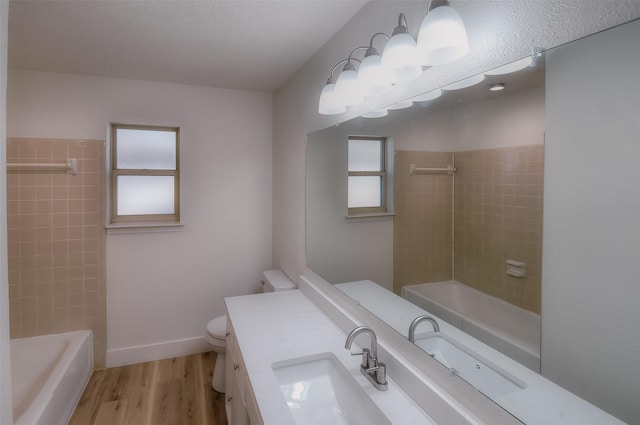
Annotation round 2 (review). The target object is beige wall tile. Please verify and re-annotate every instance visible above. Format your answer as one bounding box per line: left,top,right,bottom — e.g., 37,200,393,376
7,138,106,365
394,145,543,314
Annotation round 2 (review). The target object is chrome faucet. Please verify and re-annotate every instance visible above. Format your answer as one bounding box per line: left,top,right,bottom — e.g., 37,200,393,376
408,315,440,343
345,326,388,391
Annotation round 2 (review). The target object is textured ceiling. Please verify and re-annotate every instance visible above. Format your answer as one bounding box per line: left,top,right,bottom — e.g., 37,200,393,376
8,0,367,91
8,1,640,94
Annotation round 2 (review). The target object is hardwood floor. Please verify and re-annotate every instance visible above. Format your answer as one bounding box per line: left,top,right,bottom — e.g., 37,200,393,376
69,352,227,425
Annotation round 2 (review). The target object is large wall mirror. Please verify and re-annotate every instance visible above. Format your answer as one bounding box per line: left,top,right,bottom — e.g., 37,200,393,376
306,19,639,425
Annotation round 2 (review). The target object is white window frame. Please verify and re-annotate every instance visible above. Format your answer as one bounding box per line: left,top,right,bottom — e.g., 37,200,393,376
109,123,180,224
348,136,388,215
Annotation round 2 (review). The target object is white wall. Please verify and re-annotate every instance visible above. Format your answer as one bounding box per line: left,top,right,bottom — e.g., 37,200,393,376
7,70,273,366
393,86,545,152
543,20,640,424
306,126,394,290
0,2,14,423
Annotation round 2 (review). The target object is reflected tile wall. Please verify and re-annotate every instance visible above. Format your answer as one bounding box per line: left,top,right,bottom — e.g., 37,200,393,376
394,145,543,314
7,138,106,366
454,145,543,314
394,151,454,294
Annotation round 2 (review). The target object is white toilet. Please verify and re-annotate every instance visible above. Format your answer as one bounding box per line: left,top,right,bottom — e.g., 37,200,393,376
206,270,295,392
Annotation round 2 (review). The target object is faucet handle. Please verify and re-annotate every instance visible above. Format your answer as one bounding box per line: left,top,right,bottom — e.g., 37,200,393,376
350,348,371,368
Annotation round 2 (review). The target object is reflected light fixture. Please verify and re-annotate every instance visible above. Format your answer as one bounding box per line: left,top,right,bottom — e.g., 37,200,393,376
411,88,443,102
443,74,485,90
417,0,470,66
489,83,505,91
387,99,413,110
362,109,389,118
485,56,533,75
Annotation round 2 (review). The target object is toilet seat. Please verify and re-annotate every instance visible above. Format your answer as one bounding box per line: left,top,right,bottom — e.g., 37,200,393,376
207,315,227,340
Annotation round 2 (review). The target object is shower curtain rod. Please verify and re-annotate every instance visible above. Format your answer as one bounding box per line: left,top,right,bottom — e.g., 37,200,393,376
409,163,456,176
6,158,77,175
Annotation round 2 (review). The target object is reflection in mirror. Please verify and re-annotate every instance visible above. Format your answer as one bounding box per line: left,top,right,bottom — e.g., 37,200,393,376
308,51,545,352
306,19,640,425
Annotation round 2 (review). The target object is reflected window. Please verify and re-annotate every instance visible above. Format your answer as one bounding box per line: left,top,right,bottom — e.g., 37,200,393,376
110,124,180,223
348,136,387,214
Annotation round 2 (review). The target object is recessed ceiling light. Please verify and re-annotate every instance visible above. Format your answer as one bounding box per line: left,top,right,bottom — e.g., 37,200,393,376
489,83,505,91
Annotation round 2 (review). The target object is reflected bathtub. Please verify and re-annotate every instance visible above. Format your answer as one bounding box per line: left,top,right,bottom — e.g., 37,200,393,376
11,331,93,425
402,281,540,372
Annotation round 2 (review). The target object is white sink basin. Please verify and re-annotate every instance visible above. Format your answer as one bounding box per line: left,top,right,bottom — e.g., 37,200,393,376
415,334,526,398
272,352,392,425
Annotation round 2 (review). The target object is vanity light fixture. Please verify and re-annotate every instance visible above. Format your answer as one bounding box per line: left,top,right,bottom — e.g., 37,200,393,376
417,0,470,66
489,83,505,91
318,1,469,115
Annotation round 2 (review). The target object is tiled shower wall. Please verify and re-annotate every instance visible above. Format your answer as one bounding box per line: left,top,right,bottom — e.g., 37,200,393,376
454,145,543,314
394,145,543,314
6,138,106,365
394,151,454,293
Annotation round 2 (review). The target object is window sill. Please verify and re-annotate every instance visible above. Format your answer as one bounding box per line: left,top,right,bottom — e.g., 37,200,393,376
345,212,395,221
105,222,184,234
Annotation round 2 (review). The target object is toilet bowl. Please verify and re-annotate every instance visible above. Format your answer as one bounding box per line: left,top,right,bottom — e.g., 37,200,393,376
206,270,295,392
206,315,228,392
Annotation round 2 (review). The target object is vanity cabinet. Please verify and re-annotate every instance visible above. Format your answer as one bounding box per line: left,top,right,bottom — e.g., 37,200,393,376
225,320,264,425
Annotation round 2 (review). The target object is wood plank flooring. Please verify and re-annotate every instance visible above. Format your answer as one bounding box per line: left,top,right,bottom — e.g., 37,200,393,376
69,352,227,425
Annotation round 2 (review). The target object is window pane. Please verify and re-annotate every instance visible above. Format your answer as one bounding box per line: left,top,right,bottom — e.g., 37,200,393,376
348,176,382,208
348,139,382,171
117,176,175,215
116,128,176,170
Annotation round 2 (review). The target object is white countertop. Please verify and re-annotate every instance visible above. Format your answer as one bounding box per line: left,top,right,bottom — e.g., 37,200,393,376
337,280,627,425
225,289,437,425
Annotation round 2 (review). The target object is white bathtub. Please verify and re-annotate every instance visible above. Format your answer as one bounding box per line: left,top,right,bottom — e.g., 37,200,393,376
11,331,93,425
402,281,541,372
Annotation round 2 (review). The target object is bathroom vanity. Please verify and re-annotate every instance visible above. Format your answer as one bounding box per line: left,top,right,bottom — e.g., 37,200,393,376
225,272,629,425
225,276,523,425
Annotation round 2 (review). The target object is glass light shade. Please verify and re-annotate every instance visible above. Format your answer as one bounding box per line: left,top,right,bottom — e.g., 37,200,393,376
335,68,364,106
417,5,470,66
411,88,443,102
357,54,393,97
485,56,533,75
318,83,346,115
443,74,485,90
381,32,422,82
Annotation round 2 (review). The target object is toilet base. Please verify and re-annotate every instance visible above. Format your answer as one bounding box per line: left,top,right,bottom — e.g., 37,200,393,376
212,352,226,393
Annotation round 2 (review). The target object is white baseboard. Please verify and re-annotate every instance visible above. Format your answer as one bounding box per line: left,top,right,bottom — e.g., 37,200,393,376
106,336,211,368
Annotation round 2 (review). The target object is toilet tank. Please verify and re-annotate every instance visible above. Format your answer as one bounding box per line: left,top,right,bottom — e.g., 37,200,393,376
262,270,295,292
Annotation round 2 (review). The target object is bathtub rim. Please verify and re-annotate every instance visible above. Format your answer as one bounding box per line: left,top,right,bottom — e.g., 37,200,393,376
402,281,541,359
11,330,93,425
